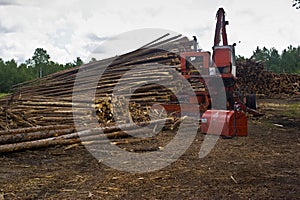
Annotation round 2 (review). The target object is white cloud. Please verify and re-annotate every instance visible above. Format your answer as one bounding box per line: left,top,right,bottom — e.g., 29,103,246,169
0,0,299,63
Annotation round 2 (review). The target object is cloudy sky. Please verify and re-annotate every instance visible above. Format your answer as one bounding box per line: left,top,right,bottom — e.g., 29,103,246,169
0,0,299,64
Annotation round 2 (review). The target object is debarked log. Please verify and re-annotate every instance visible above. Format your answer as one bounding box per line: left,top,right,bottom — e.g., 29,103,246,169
0,118,171,153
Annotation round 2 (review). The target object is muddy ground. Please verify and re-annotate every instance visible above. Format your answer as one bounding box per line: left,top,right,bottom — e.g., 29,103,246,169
0,98,299,199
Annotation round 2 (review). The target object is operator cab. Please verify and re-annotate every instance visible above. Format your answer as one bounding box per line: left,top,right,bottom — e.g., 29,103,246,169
180,51,210,77
179,45,236,79
212,45,236,77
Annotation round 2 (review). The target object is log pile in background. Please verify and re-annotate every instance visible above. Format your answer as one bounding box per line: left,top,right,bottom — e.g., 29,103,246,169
236,59,300,98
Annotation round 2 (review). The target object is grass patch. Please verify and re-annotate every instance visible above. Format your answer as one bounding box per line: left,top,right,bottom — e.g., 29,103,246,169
260,101,300,118
279,102,300,118
0,93,8,98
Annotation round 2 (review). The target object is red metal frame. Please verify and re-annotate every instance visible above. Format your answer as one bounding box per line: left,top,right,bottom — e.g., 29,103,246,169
159,8,261,135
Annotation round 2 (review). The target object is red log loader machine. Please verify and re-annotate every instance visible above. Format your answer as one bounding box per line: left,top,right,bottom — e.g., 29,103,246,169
163,8,260,137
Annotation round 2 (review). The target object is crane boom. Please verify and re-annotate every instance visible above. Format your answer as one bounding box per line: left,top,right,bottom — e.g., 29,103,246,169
214,8,229,46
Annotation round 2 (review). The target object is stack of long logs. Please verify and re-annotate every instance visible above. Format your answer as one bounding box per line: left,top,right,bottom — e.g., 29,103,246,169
0,35,193,153
236,59,300,98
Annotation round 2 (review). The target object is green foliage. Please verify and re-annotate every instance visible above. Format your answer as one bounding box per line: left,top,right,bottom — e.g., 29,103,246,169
251,46,300,74
74,57,84,66
27,48,51,78
0,59,19,93
236,55,247,61
293,0,300,9
0,48,84,93
89,57,97,63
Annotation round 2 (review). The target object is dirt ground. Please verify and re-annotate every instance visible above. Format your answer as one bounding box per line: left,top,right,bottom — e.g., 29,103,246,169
0,98,299,199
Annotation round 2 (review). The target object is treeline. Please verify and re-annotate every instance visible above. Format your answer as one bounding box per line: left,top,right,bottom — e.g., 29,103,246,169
1,45,299,93
0,48,83,93
241,45,300,74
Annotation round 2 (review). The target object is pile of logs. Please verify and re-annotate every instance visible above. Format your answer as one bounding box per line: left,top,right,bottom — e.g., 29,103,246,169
0,35,192,152
0,35,192,130
236,59,300,98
